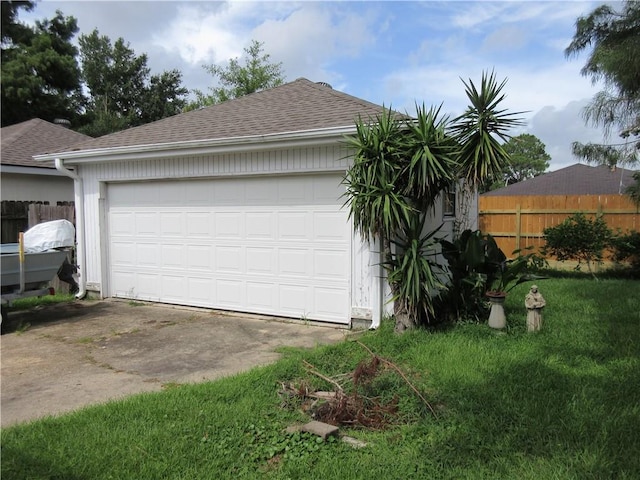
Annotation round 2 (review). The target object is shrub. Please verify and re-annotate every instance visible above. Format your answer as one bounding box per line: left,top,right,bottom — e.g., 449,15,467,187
609,230,640,276
542,212,612,274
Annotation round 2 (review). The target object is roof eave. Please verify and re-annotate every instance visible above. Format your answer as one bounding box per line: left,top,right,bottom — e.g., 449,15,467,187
0,164,69,176
33,126,357,164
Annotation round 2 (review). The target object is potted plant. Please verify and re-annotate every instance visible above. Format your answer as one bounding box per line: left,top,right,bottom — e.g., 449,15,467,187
484,240,546,328
439,230,546,328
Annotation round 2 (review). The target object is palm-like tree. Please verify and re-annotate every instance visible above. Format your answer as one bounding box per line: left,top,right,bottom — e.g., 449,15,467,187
343,71,523,331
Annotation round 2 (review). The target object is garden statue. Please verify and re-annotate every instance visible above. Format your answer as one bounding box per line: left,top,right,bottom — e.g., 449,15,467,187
525,285,545,332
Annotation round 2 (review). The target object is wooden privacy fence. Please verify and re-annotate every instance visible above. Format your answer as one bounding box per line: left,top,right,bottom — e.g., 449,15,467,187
479,195,640,257
1,201,75,243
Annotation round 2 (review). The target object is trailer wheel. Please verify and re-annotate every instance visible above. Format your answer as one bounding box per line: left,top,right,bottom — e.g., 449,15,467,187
1,306,7,335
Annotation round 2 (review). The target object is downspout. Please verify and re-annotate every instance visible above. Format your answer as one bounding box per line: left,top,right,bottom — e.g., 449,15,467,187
369,236,383,330
55,158,86,299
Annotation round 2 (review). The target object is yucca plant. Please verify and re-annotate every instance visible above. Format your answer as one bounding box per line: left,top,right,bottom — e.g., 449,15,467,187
343,71,523,331
387,214,445,328
450,71,524,190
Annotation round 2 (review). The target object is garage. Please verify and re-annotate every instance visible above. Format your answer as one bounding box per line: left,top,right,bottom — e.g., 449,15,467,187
107,173,351,324
36,78,393,328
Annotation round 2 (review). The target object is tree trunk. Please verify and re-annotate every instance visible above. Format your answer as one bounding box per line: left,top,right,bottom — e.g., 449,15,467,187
382,234,418,333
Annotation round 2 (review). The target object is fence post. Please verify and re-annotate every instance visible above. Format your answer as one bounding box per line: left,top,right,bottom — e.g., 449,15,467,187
515,204,521,251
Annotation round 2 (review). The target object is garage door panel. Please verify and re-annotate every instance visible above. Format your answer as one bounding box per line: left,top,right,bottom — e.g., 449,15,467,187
110,212,135,236
216,279,243,307
278,177,308,203
160,212,185,237
187,245,213,271
314,250,349,279
245,212,274,239
246,247,276,274
111,241,135,264
108,174,350,324
137,243,161,267
279,212,310,240
135,213,160,236
214,182,245,204
157,182,186,205
161,275,187,301
185,181,214,205
279,284,310,316
216,246,243,272
247,181,277,203
186,212,213,237
279,248,311,276
246,282,276,311
312,176,345,203
161,244,185,268
215,212,243,238
111,271,136,296
188,277,214,303
315,287,349,319
136,273,161,299
314,212,350,241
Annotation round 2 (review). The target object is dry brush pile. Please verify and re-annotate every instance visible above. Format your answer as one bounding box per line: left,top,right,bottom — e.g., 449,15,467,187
279,341,437,430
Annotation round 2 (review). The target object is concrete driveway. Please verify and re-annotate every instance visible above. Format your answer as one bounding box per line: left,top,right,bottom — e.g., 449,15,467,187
0,300,348,427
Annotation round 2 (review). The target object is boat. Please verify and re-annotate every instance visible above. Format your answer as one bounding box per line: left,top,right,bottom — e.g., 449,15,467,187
1,244,69,292
1,220,76,332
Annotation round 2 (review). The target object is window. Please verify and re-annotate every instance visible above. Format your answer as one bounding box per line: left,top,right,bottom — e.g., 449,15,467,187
443,187,456,217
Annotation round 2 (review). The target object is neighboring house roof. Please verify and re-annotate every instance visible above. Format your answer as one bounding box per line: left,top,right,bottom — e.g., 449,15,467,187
1,118,91,169
482,163,638,196
46,78,397,155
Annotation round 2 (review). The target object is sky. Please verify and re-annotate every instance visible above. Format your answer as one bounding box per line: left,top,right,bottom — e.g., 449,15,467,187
19,0,615,171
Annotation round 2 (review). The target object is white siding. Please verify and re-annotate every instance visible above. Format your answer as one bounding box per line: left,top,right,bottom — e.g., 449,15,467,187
1,173,74,204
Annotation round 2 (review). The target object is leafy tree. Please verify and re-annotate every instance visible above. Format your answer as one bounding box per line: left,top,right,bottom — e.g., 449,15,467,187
1,1,34,46
343,71,522,331
1,4,83,126
189,40,284,109
78,29,187,136
483,134,550,191
565,0,639,169
626,171,640,207
542,212,612,275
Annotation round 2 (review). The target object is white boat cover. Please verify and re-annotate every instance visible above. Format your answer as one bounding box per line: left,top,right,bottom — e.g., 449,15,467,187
23,220,75,253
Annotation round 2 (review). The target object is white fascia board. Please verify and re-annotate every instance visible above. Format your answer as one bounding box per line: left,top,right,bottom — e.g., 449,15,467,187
33,126,357,165
0,164,71,176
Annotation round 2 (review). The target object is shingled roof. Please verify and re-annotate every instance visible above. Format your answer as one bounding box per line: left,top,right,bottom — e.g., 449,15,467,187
482,163,638,196
54,78,395,155
1,118,91,168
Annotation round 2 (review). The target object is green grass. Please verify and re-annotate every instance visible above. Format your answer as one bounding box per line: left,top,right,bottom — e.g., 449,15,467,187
2,278,639,479
6,292,75,311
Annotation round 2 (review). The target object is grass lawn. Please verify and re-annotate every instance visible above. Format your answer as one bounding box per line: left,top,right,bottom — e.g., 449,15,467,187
5,293,76,311
2,278,639,479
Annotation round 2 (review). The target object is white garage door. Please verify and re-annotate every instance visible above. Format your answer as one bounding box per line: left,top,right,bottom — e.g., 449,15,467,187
107,174,351,324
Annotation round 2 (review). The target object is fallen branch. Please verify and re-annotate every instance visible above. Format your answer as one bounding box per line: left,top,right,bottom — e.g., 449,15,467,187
302,360,344,393
355,341,438,419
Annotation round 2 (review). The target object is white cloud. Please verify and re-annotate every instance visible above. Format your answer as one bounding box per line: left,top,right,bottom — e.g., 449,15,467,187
150,2,378,87
252,4,377,85
529,100,608,170
481,25,528,52
451,1,596,30
151,2,257,65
